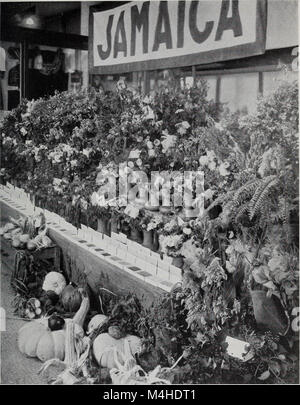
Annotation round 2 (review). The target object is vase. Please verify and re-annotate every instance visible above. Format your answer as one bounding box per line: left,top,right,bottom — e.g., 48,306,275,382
97,217,108,235
142,230,153,249
159,206,172,215
110,215,119,234
171,255,184,269
152,230,159,252
250,290,288,334
130,227,143,243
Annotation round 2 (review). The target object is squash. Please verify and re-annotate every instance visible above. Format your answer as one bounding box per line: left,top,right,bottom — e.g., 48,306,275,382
42,272,66,296
18,293,89,362
87,314,108,335
93,333,142,369
61,284,82,313
18,319,66,362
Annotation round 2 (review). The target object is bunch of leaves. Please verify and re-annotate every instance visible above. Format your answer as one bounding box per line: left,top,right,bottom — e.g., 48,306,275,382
106,294,143,336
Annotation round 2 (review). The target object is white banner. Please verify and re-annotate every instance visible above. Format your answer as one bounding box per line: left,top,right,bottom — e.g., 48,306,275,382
90,0,266,74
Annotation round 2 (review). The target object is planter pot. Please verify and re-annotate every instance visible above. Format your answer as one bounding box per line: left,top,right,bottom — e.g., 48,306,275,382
144,200,160,212
130,227,143,244
171,255,184,269
97,217,109,235
121,222,131,237
250,290,288,334
159,206,172,214
110,215,119,234
152,230,159,252
142,230,153,249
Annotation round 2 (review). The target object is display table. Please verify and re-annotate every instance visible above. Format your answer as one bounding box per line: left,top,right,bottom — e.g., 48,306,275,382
0,198,168,308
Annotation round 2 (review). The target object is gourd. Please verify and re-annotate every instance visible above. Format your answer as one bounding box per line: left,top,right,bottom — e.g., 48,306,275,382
42,272,66,296
87,314,108,335
18,290,90,362
61,284,82,312
93,333,142,369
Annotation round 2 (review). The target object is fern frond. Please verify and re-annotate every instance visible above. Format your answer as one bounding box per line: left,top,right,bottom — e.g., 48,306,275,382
249,176,279,220
232,179,261,208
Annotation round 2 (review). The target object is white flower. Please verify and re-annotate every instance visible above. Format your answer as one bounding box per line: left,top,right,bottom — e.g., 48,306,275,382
20,127,27,136
143,106,155,120
82,148,92,158
90,191,107,207
199,155,209,166
136,158,143,167
203,189,214,200
219,163,230,176
148,149,156,158
124,204,140,218
146,141,153,149
183,227,192,235
208,161,216,171
181,121,190,129
161,134,177,153
128,149,140,159
70,160,78,168
128,161,134,168
175,109,184,114
215,122,224,131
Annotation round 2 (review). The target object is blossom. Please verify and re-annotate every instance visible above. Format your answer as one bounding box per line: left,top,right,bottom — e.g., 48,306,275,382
20,127,27,136
161,134,177,153
82,148,92,158
146,141,153,149
128,149,140,159
128,161,134,168
70,159,78,168
219,163,230,176
203,189,214,200
124,203,140,218
148,149,156,158
136,158,143,167
199,155,209,166
153,139,161,147
208,161,216,171
183,227,192,235
215,122,224,131
90,191,107,207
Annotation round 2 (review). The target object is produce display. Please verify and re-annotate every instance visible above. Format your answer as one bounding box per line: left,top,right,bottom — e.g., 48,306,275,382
0,214,51,251
1,78,298,384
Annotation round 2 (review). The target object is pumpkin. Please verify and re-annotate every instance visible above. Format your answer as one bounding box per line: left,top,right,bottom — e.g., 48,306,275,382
18,319,66,362
87,314,108,335
61,284,82,312
93,333,142,369
42,272,66,296
18,291,89,362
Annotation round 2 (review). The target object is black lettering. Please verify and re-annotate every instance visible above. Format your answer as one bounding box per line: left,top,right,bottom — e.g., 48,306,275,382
189,1,214,44
177,1,185,48
152,1,172,52
97,14,113,60
113,10,127,58
131,2,150,56
215,0,242,41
